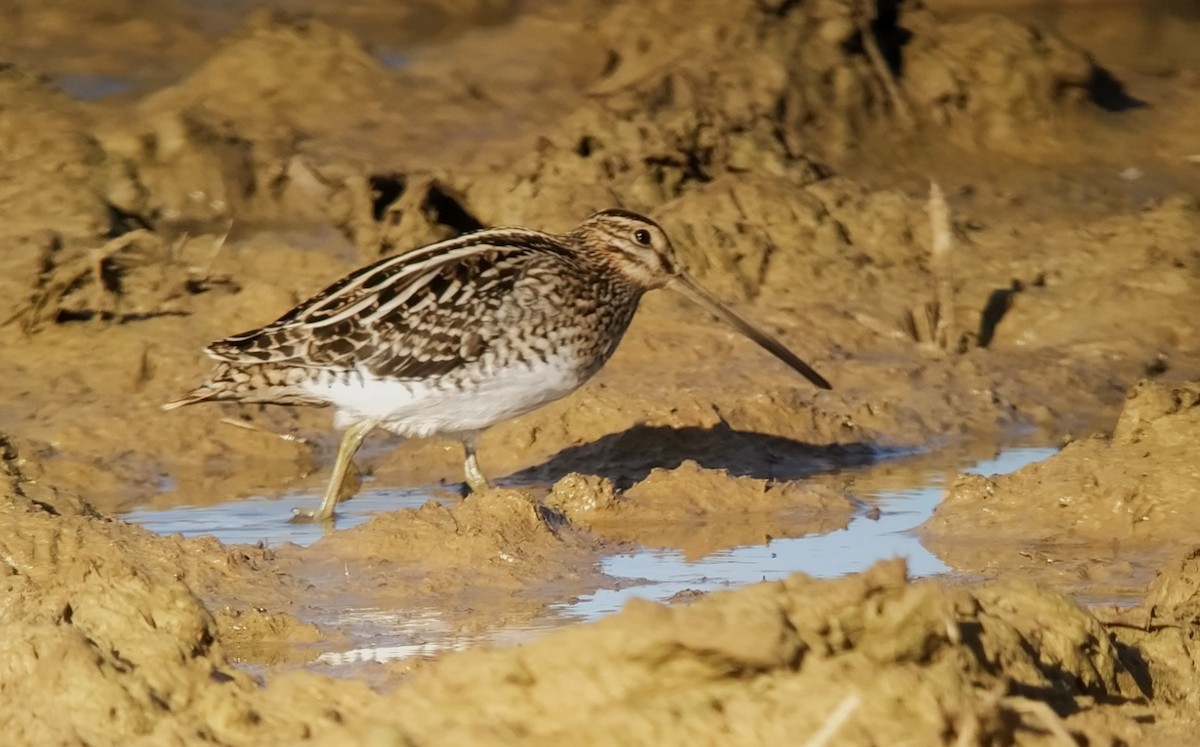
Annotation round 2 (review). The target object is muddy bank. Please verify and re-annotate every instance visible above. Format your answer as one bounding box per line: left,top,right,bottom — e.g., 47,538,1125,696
922,380,1200,595
0,433,257,743
546,463,856,559
6,431,1200,745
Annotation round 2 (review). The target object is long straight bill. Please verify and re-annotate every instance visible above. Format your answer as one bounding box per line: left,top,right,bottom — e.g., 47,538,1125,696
669,274,833,390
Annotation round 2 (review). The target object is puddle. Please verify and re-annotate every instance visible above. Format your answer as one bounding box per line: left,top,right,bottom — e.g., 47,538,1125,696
126,445,1057,666
373,48,410,69
123,484,449,547
312,609,549,667
563,447,1059,619
53,73,135,101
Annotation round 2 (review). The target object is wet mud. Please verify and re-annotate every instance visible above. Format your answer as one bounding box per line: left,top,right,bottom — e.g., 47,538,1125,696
922,380,1200,598
1,0,1200,744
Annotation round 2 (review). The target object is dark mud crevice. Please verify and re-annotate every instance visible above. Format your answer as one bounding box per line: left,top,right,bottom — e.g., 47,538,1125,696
52,309,192,325
105,203,154,238
370,173,484,234
840,0,911,80
1088,66,1147,112
368,175,406,221
425,181,484,234
870,0,910,78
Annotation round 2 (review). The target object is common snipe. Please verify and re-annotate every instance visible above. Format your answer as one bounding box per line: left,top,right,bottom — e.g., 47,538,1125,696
166,210,832,521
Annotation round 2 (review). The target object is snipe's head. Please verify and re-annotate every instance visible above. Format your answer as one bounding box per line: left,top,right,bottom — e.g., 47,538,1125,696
571,209,678,290
572,208,834,391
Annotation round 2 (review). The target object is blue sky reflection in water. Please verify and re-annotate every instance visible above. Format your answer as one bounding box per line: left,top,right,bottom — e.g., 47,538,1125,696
127,447,1058,624
123,486,442,547
564,447,1058,620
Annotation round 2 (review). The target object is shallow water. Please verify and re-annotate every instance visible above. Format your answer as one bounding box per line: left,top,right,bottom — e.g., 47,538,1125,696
312,609,546,667
53,73,136,101
125,446,1058,666
124,485,449,547
565,447,1057,618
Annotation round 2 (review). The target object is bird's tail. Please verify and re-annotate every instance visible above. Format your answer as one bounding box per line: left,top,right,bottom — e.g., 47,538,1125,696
162,362,327,410
162,361,242,411
161,386,221,411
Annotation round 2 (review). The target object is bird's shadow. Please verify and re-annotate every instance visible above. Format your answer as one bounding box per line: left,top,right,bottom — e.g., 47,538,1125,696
505,423,881,489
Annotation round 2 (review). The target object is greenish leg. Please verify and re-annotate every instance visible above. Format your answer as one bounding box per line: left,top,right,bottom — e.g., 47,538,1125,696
294,419,377,523
461,433,492,493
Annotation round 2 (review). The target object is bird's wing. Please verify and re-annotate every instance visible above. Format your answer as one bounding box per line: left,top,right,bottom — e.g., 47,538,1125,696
205,229,573,380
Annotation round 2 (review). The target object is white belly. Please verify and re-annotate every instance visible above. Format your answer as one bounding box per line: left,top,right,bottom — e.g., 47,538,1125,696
309,355,587,438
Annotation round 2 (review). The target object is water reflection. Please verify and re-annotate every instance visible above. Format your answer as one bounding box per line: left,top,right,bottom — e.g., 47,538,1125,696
564,447,1057,619
123,485,446,546
126,446,1057,665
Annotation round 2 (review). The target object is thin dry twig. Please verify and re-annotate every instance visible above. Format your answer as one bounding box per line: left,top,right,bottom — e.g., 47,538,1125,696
891,182,962,350
801,692,862,747
1091,603,1178,631
218,417,309,444
189,221,234,278
853,311,913,341
927,180,956,353
4,229,157,332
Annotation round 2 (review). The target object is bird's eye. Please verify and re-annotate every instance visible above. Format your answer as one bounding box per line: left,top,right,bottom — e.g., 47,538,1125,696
634,229,652,246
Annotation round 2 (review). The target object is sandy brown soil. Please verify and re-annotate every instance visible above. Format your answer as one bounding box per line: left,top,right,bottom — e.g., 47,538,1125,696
2,0,1200,744
922,380,1200,597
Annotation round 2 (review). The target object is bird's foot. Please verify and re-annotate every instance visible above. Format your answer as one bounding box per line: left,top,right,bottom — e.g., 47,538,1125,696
289,507,334,524
463,450,492,495
464,473,492,494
